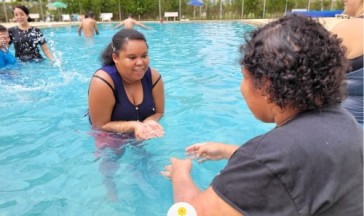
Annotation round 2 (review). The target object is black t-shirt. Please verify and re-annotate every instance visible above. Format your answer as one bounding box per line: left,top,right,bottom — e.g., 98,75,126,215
8,26,46,61
212,105,363,216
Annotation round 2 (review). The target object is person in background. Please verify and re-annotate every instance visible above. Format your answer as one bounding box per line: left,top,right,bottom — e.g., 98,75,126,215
113,14,152,30
88,28,164,140
8,5,55,62
161,14,363,216
78,11,99,38
0,25,17,68
330,0,363,124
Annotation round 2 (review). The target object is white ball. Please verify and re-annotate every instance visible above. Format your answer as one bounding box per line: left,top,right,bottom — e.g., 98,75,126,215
167,202,197,216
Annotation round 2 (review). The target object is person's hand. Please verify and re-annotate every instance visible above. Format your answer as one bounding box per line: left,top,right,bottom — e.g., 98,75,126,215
134,120,164,140
161,158,192,180
134,122,151,140
143,119,164,137
51,58,60,65
186,142,228,162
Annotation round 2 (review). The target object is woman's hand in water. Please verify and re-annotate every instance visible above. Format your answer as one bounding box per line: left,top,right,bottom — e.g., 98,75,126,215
186,142,239,162
161,157,192,180
143,119,164,137
134,120,164,140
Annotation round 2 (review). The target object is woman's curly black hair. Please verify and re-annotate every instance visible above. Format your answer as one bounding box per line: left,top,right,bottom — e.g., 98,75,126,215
241,14,349,111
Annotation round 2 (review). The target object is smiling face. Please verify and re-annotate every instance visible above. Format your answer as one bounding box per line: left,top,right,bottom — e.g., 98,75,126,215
343,0,363,16
0,31,10,48
112,39,149,83
13,7,29,26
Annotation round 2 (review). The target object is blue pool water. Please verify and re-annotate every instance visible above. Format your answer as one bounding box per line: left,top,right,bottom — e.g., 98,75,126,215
0,22,274,215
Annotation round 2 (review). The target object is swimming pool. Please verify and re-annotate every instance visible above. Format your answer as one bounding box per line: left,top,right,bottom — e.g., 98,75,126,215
0,22,274,215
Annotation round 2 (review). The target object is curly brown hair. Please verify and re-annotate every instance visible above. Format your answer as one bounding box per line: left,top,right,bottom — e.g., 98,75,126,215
241,14,349,111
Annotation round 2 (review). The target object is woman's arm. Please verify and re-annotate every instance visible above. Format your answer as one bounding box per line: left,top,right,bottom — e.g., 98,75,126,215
330,19,364,59
186,142,239,161
88,71,138,133
88,70,135,133
101,120,141,133
161,158,243,216
41,43,55,61
145,68,165,122
88,70,115,127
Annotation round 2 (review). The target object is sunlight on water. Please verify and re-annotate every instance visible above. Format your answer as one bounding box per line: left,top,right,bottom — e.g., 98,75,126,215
0,22,274,215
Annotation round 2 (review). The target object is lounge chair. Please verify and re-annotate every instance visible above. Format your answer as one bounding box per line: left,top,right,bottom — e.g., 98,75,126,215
62,14,71,22
29,13,40,22
100,13,113,22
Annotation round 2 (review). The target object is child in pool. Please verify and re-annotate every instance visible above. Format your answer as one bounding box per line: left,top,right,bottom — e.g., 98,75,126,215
0,25,17,69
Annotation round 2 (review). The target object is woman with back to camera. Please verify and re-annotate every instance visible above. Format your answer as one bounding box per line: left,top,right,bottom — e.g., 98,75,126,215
88,29,165,140
162,14,363,216
331,0,363,123
8,5,55,62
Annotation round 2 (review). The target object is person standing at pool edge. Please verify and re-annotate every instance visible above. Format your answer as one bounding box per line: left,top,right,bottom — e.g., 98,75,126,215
8,5,55,62
162,14,363,216
88,29,164,140
78,11,99,38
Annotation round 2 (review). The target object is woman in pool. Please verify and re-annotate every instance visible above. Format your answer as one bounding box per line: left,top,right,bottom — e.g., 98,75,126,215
162,15,363,215
88,29,165,140
8,5,55,62
331,0,363,123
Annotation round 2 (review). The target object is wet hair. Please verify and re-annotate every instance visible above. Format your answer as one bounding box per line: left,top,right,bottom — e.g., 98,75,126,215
13,5,32,22
0,25,8,33
87,11,94,18
100,29,148,65
241,14,349,111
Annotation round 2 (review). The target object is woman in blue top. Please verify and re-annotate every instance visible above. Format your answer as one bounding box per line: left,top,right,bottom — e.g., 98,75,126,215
88,29,165,140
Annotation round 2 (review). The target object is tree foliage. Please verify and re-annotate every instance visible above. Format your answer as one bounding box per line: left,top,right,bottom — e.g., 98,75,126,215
0,0,346,22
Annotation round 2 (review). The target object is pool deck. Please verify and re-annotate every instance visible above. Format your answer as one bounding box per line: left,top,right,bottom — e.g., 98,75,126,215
0,18,345,30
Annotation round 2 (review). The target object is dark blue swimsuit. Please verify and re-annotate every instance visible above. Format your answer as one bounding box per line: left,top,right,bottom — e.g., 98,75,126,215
341,17,364,124
343,66,363,124
93,65,159,122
